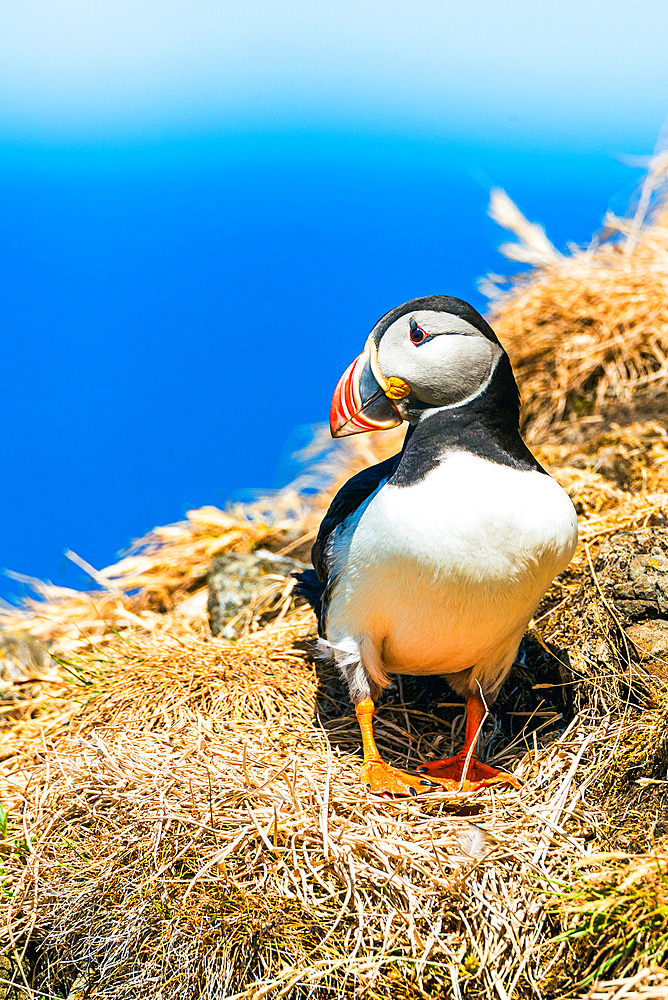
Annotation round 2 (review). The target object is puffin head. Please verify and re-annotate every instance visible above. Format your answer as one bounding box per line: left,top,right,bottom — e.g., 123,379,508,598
330,295,507,437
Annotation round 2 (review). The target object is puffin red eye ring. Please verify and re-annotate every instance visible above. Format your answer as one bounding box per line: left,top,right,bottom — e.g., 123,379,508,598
409,318,429,345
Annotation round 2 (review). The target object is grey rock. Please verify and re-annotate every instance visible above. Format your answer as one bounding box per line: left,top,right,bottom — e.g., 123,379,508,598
590,529,668,682
207,549,308,639
596,531,668,621
613,599,661,619
628,553,668,614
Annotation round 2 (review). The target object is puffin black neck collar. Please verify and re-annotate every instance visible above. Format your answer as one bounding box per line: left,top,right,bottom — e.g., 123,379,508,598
390,354,544,486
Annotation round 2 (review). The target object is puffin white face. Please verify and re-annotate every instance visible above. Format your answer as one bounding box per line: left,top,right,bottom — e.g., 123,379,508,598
329,296,507,438
377,310,503,411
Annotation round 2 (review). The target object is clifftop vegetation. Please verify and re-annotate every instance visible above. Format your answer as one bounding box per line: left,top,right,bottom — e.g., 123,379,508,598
3,158,668,999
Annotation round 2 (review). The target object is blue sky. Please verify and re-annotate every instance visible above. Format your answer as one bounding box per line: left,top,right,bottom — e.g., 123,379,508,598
1,1,667,602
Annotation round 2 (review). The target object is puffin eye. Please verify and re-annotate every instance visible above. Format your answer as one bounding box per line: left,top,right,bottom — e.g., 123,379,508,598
409,319,428,345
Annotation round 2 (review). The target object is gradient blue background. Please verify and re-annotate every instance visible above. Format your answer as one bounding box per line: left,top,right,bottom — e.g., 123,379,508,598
1,1,667,602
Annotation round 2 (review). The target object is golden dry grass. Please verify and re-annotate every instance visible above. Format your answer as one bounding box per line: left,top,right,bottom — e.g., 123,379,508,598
4,422,668,999
0,608,645,1000
582,969,668,1000
4,164,668,999
485,155,668,441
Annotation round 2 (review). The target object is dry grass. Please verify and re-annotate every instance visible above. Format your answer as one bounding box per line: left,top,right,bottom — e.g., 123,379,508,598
582,968,668,999
484,155,668,441
0,429,403,661
4,164,668,998
553,854,668,986
0,615,639,1000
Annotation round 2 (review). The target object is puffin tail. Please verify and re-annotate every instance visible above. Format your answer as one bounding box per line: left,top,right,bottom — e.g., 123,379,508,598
292,568,325,622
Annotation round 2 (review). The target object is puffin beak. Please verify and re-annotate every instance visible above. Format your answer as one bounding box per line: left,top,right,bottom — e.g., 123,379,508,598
330,338,408,438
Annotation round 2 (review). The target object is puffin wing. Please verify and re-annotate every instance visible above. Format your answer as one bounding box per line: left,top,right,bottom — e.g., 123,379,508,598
293,452,402,634
312,452,401,581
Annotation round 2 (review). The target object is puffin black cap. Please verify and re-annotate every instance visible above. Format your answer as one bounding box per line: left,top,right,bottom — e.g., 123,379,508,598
369,295,501,348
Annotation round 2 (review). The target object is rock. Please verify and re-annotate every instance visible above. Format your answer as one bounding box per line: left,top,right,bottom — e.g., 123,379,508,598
207,549,309,639
625,619,668,674
592,529,668,682
595,530,668,621
545,527,668,718
628,553,668,614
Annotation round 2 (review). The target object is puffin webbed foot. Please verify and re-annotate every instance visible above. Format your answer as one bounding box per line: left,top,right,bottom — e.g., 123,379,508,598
361,758,442,797
417,751,519,792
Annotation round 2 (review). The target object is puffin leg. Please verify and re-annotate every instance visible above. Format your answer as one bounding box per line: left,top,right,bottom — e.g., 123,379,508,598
355,698,441,796
416,691,519,791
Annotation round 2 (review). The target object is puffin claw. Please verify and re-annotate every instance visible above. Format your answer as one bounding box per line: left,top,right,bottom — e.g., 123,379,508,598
360,759,444,797
419,752,519,791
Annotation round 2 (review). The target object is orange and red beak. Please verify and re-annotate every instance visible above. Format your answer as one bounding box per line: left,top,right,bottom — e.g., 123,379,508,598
330,338,407,438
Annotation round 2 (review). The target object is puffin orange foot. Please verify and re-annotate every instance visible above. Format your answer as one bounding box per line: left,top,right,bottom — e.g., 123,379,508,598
417,752,520,792
361,759,442,797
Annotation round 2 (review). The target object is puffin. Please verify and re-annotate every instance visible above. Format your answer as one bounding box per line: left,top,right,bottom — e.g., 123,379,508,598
300,295,578,796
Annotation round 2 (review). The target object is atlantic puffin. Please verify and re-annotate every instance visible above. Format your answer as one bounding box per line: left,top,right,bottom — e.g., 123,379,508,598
301,295,578,796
